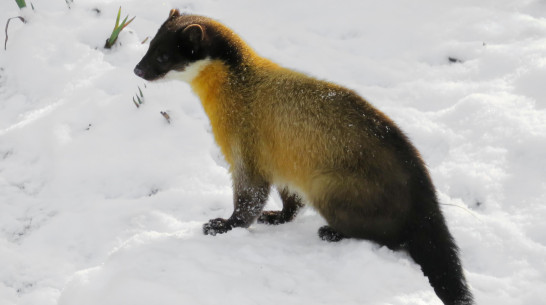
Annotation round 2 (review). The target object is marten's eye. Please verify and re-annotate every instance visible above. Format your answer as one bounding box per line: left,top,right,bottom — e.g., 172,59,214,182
156,54,170,64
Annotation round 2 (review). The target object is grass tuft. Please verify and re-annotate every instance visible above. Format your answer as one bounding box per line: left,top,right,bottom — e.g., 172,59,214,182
104,7,135,49
133,85,145,108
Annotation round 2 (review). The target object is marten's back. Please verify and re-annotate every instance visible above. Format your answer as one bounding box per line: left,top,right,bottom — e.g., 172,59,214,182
238,65,420,206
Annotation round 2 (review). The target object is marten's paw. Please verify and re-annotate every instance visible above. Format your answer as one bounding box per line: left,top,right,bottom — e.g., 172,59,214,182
318,226,346,242
257,211,288,225
203,218,233,235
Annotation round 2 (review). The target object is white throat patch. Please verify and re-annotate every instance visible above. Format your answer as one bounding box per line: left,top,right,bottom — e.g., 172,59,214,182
163,58,213,83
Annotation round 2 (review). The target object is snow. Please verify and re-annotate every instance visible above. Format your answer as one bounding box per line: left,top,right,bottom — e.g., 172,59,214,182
1,0,545,304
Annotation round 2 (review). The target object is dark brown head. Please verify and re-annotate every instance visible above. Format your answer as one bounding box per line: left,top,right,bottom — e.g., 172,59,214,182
134,9,245,81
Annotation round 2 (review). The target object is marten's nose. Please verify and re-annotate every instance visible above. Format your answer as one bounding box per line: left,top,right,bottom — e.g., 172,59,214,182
134,66,145,78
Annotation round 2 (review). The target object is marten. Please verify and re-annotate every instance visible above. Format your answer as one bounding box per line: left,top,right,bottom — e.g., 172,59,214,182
134,9,474,305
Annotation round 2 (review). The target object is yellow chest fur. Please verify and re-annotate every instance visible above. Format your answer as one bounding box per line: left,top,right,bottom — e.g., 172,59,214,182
190,61,237,167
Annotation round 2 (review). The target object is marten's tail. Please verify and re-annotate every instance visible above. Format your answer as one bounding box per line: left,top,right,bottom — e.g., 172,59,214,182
405,208,474,305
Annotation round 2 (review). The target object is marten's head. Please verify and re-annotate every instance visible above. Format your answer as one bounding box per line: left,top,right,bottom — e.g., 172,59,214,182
134,9,245,82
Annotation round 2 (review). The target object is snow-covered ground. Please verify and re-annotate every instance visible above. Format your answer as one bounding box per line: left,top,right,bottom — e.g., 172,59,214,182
1,0,546,304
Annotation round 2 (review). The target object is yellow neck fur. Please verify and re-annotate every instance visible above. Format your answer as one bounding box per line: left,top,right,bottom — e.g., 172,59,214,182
190,60,236,166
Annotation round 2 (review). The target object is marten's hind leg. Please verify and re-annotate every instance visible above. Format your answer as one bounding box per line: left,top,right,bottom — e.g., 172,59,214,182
258,188,304,225
315,192,408,247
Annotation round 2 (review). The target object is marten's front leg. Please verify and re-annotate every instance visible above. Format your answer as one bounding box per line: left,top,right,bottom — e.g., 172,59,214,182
203,167,270,235
258,188,303,225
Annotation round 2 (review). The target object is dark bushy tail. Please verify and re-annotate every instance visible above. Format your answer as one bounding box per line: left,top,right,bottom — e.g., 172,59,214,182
406,209,474,305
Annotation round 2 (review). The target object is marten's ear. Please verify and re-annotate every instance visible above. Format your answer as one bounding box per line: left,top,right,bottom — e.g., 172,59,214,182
183,24,205,44
169,9,180,19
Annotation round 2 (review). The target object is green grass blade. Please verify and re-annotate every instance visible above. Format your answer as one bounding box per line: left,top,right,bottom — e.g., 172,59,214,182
15,0,27,9
115,7,121,28
120,16,136,31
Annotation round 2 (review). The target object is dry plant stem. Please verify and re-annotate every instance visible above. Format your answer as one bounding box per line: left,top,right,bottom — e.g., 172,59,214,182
160,111,171,124
4,16,26,51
